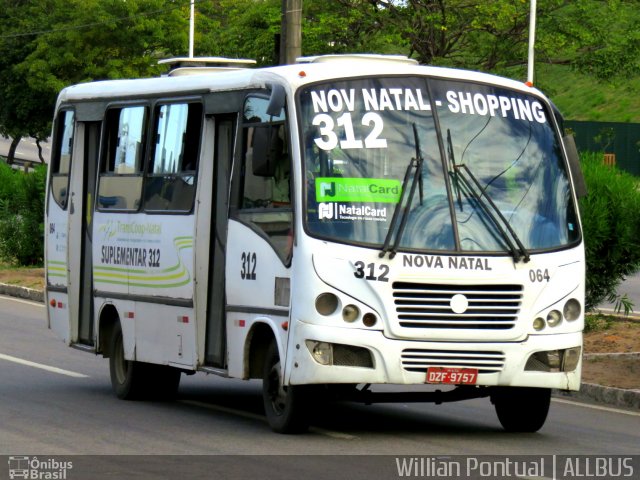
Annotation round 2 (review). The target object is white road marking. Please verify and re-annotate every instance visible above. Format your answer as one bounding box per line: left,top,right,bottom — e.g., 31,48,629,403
0,353,89,378
180,399,265,423
180,399,357,439
552,397,640,416
0,295,45,307
308,426,358,439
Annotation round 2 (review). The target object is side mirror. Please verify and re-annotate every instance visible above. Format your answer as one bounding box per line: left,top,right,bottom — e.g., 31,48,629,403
267,83,286,117
252,125,284,177
563,134,587,198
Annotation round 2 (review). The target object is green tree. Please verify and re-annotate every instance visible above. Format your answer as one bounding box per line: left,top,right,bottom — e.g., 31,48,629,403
579,152,640,312
0,0,53,163
193,0,281,65
20,0,188,90
334,0,640,79
0,0,189,162
0,162,47,265
540,0,640,80
193,0,402,66
302,0,404,56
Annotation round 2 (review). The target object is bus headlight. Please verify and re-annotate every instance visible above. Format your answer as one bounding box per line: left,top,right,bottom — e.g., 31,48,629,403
547,310,562,327
533,317,545,331
315,293,339,316
563,299,581,321
342,304,360,322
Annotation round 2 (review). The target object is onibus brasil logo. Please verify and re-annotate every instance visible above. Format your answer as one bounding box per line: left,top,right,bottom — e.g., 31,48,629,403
8,456,73,479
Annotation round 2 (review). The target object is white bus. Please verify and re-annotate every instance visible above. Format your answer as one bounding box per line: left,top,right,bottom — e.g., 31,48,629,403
45,54,586,434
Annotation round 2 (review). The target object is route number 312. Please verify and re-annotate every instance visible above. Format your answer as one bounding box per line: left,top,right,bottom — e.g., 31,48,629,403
241,252,257,280
354,261,389,282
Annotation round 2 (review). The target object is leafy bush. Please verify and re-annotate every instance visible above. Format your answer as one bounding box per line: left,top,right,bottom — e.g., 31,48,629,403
579,152,640,312
584,314,614,333
0,162,47,266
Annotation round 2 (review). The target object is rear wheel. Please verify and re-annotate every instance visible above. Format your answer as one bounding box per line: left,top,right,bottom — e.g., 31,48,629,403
262,340,311,433
109,322,181,400
491,387,551,432
146,363,181,400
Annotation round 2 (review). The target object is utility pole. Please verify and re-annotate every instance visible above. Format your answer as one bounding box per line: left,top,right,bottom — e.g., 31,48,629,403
527,0,537,85
189,0,195,58
280,0,302,65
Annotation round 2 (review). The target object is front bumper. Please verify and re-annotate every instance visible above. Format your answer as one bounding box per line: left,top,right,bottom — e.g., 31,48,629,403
286,320,582,391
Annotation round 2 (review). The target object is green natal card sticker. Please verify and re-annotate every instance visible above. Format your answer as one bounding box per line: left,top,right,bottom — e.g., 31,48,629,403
315,177,402,203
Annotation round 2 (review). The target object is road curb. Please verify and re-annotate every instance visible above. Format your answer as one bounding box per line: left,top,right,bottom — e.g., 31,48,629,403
584,352,640,359
554,383,640,410
0,283,44,303
2,282,639,411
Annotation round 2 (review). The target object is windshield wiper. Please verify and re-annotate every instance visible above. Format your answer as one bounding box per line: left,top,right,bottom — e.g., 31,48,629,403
446,129,463,212
380,124,424,259
454,163,530,263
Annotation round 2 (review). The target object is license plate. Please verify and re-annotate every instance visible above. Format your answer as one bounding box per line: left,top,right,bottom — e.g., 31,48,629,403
426,367,478,385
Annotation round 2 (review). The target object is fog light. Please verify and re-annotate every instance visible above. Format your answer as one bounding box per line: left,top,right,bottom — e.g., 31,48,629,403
547,310,562,327
533,317,545,331
547,350,561,369
563,299,581,321
305,340,333,365
342,304,360,322
526,350,565,371
562,347,581,372
362,312,377,327
315,293,339,316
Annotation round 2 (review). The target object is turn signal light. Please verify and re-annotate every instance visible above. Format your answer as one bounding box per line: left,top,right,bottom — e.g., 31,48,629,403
363,312,377,327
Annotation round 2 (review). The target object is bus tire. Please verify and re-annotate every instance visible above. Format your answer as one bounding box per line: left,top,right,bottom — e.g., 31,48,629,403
147,364,181,400
491,387,551,432
109,321,148,400
262,340,310,434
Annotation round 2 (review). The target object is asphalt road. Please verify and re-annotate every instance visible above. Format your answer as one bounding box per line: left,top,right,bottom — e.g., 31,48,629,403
599,272,640,313
0,296,638,479
0,136,50,164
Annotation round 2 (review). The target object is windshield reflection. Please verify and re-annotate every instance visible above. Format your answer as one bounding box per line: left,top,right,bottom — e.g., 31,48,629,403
298,76,579,255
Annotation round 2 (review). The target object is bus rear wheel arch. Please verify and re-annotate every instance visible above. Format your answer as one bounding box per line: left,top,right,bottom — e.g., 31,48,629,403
108,320,181,401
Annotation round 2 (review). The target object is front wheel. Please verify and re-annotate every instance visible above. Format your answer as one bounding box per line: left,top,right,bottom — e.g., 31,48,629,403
491,387,551,432
262,340,311,434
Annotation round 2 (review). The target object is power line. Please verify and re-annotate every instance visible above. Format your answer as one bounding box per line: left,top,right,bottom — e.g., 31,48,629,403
0,0,203,40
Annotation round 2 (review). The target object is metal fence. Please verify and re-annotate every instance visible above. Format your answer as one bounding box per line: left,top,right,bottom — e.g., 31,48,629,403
566,120,640,176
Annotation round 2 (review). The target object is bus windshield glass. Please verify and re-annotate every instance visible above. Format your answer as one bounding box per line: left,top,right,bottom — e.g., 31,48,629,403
299,76,579,255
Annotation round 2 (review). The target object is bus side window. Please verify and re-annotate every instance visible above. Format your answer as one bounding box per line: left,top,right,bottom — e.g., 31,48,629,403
144,102,202,212
97,106,147,211
50,110,75,209
236,95,293,263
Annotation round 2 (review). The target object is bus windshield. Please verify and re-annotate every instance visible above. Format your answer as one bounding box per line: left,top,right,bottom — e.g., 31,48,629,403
299,76,579,255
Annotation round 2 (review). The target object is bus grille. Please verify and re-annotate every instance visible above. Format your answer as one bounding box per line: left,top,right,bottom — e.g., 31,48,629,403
393,282,523,330
401,349,506,374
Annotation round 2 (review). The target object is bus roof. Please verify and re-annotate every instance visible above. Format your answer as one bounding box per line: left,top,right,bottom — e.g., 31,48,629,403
56,55,543,108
